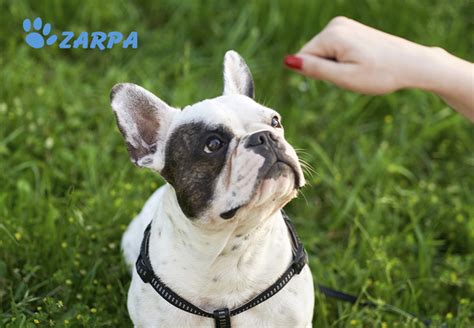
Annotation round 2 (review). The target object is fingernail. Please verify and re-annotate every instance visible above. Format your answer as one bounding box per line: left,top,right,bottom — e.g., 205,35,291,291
284,55,303,70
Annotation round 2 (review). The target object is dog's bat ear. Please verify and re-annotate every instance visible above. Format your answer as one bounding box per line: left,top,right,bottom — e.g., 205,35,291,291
110,83,178,171
223,50,255,99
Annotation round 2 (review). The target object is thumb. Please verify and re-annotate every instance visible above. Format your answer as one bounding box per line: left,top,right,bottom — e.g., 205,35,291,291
285,53,354,86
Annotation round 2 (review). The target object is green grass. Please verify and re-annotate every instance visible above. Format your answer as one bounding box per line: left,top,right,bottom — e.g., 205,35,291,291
1,0,473,327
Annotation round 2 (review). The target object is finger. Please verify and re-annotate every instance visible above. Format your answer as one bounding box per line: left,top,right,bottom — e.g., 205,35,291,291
299,34,319,54
299,32,340,60
293,53,355,86
299,35,327,57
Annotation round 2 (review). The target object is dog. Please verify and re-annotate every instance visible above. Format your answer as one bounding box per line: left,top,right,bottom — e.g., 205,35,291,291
110,50,314,327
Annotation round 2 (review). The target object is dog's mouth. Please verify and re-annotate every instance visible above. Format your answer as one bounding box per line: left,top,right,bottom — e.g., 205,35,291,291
219,159,300,220
273,159,301,189
220,206,241,220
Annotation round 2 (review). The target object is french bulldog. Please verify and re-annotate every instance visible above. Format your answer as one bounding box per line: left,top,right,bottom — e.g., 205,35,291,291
111,50,314,327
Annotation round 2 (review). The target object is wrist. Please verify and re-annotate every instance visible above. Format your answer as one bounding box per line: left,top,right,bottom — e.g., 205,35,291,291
397,44,446,92
400,44,474,120
402,45,472,95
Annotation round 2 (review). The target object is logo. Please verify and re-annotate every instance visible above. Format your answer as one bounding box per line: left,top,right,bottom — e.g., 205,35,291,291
22,17,138,50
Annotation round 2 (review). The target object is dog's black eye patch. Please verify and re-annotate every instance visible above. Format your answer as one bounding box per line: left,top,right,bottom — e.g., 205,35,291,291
161,122,234,219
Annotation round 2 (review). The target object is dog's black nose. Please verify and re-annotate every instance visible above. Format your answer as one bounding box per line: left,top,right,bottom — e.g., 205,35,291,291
245,131,278,148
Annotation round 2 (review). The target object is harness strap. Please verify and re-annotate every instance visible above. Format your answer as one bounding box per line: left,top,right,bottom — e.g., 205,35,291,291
135,210,306,327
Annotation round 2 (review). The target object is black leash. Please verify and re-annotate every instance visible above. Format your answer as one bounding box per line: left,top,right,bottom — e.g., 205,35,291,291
136,210,307,328
316,281,433,326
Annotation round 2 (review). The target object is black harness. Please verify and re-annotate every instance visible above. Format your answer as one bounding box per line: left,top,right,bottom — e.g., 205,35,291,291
135,210,307,328
136,211,434,327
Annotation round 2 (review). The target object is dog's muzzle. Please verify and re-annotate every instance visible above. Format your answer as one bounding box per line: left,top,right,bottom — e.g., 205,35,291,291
245,130,301,188
218,131,301,220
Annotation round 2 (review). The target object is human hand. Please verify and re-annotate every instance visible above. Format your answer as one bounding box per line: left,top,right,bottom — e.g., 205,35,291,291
285,17,438,95
285,16,474,121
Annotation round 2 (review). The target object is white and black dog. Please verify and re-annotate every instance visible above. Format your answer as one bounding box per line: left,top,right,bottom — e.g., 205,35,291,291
110,51,314,327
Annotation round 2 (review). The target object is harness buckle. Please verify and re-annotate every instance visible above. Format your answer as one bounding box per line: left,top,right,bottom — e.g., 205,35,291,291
213,308,231,328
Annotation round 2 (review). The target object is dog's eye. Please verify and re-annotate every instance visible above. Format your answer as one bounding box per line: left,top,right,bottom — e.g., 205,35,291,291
271,116,282,128
204,136,223,153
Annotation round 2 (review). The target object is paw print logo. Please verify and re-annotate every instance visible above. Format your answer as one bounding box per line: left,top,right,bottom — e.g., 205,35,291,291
23,17,57,49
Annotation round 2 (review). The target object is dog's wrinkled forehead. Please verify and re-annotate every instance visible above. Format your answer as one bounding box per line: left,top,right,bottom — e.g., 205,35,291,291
171,94,279,135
